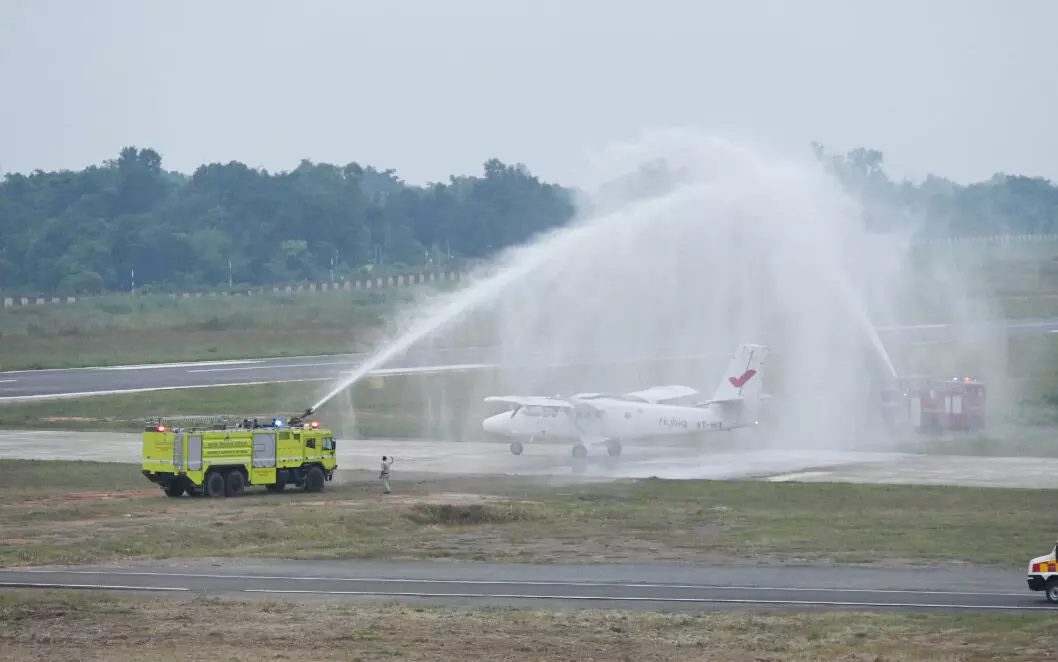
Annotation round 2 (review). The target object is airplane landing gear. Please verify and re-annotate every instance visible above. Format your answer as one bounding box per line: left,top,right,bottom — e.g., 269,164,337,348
605,440,622,457
572,444,587,459
510,441,524,456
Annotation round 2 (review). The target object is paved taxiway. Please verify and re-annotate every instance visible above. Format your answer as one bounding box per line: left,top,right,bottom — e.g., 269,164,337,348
3,430,1058,488
0,559,1049,612
2,316,1058,400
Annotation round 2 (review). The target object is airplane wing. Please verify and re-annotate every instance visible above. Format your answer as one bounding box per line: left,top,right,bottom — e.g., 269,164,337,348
483,395,576,409
694,392,773,408
621,385,699,403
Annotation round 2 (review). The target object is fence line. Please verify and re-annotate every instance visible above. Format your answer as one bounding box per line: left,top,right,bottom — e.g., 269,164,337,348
6,233,1058,308
915,234,1058,245
2,270,470,309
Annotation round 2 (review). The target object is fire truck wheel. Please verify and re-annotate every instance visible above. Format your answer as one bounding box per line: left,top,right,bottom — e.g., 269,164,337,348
1046,579,1058,604
305,466,325,493
225,470,246,497
204,471,226,498
163,480,185,498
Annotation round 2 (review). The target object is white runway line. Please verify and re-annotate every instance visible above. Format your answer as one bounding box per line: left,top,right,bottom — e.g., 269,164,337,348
767,471,834,482
0,582,189,592
240,589,1053,611
98,359,263,371
8,570,1025,597
0,378,331,402
185,362,495,374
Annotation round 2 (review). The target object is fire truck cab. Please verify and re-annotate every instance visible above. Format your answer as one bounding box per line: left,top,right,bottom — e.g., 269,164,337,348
1026,541,1058,603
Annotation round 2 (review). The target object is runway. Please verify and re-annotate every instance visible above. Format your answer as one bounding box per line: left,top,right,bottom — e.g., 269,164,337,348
4,430,1058,488
0,559,1047,612
1,316,1057,400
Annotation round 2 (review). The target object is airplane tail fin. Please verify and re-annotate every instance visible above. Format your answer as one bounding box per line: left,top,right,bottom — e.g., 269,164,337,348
710,343,768,403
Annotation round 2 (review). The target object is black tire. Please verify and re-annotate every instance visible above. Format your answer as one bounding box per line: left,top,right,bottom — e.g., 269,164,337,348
1046,579,1058,604
266,482,286,493
225,470,246,497
204,471,226,498
572,444,587,458
164,480,185,497
606,440,622,457
510,441,523,455
304,465,325,493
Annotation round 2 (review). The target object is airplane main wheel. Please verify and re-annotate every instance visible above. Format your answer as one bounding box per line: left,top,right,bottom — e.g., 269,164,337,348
572,444,587,459
606,440,622,457
510,441,524,455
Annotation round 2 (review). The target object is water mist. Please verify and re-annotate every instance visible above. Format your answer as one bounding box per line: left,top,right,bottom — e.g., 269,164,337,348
312,129,939,455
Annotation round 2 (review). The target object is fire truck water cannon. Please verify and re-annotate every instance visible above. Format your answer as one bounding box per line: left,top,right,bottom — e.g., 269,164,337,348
288,407,316,428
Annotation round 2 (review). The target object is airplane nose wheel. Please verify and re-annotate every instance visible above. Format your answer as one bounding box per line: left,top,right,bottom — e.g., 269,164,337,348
606,440,622,457
510,441,524,456
572,444,587,459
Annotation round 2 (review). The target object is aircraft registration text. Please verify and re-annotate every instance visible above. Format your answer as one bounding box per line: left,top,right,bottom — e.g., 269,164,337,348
658,417,688,429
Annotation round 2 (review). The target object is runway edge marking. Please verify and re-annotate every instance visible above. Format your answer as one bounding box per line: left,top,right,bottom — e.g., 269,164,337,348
2,570,1027,597
241,588,1055,611
0,582,188,592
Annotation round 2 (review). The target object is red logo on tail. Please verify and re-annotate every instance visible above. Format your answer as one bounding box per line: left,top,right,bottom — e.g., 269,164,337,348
729,369,757,388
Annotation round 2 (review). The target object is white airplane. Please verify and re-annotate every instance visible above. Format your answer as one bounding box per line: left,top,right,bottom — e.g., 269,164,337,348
481,343,769,457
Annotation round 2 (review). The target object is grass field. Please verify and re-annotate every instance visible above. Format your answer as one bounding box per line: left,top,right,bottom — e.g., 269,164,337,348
1,590,1054,662
0,286,471,371
0,459,1051,569
6,259,1058,372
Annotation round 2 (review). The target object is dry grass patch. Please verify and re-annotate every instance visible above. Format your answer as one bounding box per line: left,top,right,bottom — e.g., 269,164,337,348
0,590,1055,662
0,459,1053,569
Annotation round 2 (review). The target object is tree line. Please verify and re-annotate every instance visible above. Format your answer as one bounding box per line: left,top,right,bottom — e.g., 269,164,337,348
812,144,1058,237
1,144,1055,295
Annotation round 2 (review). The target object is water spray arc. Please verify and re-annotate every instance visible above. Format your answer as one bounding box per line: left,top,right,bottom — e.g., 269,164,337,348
309,184,710,413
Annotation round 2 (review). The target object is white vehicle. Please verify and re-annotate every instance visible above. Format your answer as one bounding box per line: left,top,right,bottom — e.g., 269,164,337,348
1026,542,1058,603
482,343,768,457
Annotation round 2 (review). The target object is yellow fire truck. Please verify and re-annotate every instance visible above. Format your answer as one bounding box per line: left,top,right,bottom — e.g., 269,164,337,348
141,413,338,497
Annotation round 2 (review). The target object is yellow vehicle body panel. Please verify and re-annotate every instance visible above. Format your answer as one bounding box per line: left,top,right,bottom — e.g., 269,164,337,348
141,423,338,496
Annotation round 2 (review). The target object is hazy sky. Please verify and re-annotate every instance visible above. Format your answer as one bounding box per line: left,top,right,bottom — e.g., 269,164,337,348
2,0,1055,186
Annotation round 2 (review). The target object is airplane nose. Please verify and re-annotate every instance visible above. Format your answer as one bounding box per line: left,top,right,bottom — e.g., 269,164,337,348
482,414,505,435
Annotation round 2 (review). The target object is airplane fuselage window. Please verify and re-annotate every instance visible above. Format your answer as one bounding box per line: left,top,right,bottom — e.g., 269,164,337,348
522,406,559,418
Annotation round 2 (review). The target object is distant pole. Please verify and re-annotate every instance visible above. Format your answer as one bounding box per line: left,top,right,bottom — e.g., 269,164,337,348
131,268,134,295
228,261,232,289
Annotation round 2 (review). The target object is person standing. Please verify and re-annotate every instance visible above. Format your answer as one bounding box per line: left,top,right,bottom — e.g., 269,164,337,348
380,456,393,494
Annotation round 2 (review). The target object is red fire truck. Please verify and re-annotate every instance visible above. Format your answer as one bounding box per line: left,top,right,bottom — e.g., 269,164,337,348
880,376,986,434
